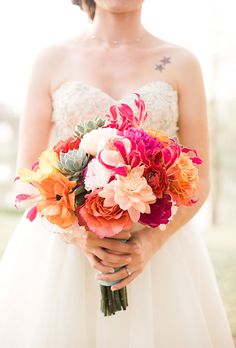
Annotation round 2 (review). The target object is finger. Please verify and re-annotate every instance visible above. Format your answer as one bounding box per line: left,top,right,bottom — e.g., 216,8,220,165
95,265,133,282
111,231,131,240
86,253,115,274
93,247,132,265
98,239,137,254
111,270,140,291
100,258,132,268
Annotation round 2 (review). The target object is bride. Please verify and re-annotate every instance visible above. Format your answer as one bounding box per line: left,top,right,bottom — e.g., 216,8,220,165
0,0,234,347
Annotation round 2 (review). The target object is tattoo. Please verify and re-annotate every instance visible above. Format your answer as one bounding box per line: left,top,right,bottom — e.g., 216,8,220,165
155,56,171,72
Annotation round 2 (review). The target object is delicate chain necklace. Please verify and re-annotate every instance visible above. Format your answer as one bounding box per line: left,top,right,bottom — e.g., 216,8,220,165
88,30,147,45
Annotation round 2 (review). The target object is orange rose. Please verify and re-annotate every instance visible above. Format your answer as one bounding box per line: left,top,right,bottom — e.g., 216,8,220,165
37,173,77,228
77,190,133,238
167,153,199,206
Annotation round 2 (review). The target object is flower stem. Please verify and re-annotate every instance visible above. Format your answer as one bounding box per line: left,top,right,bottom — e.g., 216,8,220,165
100,285,128,316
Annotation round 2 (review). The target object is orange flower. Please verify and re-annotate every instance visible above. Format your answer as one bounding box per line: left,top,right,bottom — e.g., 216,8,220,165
77,190,133,238
37,173,77,228
167,153,199,206
147,129,171,143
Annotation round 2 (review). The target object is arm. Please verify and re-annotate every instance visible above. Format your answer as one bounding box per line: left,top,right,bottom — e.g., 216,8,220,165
16,45,137,273
16,46,57,170
151,50,210,248
96,51,211,290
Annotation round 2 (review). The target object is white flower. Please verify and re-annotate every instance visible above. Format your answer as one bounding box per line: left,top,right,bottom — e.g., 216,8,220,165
80,128,117,156
84,158,112,192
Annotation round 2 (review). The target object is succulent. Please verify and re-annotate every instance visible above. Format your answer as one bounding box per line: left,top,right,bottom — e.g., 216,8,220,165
73,184,87,207
58,148,90,180
74,117,105,139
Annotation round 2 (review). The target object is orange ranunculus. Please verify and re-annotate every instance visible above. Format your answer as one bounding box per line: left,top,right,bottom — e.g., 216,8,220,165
167,153,199,206
77,190,133,238
37,173,77,228
147,129,171,143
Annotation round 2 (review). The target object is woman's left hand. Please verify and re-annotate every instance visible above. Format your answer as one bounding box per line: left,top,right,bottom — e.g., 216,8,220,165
95,228,163,291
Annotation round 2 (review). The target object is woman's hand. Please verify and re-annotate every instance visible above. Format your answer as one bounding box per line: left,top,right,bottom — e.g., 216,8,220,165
95,228,163,291
69,229,135,274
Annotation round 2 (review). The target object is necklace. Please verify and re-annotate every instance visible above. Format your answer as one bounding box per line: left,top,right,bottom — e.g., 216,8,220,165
89,30,147,45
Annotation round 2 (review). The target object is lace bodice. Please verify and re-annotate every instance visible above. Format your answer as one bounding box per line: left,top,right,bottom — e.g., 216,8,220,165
51,80,179,140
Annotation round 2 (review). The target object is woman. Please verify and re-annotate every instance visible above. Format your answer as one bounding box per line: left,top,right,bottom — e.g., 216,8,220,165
0,0,234,347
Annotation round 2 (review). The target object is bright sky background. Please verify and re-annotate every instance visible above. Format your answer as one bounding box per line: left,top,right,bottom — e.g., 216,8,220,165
0,0,235,113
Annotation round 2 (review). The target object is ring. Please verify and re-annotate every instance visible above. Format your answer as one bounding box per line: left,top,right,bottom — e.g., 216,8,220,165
125,266,132,276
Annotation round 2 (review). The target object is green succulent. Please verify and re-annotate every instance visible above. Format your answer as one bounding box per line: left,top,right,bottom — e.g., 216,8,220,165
58,148,90,180
73,184,87,207
74,117,105,139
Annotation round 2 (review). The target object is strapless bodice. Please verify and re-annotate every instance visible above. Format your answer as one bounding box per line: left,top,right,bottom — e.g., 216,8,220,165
51,79,179,140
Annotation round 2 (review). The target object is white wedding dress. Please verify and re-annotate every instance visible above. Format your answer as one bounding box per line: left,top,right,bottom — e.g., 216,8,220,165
0,80,234,348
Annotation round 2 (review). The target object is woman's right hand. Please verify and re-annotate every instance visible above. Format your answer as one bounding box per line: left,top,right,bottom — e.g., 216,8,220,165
70,229,134,274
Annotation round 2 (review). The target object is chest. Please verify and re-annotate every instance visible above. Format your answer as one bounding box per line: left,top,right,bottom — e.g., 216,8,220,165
63,45,171,101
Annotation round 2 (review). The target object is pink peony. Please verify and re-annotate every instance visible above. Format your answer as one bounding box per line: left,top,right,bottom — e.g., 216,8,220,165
84,158,112,192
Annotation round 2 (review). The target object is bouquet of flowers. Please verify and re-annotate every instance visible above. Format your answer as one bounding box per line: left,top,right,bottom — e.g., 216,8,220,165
15,93,202,316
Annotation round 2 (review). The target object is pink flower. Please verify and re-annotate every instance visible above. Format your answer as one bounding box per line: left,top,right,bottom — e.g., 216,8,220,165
98,132,153,176
120,127,160,154
105,93,148,131
98,166,156,223
77,190,133,238
98,135,131,176
84,158,112,192
139,194,172,228
80,127,117,156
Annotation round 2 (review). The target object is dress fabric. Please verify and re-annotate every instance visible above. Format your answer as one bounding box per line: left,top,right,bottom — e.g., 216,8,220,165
0,80,234,348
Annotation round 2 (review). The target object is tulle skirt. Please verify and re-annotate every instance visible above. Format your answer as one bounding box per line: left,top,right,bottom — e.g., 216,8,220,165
0,209,234,348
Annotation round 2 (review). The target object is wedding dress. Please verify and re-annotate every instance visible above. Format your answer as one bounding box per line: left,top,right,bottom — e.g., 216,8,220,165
0,80,234,348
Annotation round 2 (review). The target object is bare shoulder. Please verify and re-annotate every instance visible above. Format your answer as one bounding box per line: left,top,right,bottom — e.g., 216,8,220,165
156,39,204,94
32,42,68,73
30,40,76,94
155,39,202,67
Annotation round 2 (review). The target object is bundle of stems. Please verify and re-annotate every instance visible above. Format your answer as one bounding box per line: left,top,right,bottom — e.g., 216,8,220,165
100,285,128,316
98,237,129,316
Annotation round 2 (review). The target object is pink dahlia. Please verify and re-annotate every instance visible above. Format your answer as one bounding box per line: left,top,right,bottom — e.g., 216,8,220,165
119,127,160,153
98,166,156,223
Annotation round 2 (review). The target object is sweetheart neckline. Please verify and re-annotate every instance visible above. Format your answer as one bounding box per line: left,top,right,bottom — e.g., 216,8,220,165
51,79,179,103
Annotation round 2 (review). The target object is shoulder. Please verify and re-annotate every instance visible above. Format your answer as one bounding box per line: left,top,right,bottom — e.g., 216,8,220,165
32,42,69,72
155,39,202,68
158,40,204,94
30,40,75,92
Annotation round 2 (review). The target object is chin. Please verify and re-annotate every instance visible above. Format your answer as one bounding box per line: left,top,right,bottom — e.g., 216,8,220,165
96,0,144,13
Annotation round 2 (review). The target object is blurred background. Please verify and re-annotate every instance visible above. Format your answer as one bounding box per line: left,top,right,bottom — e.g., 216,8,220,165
0,0,235,341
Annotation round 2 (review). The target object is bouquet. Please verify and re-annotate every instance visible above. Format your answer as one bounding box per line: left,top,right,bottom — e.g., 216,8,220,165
15,93,202,316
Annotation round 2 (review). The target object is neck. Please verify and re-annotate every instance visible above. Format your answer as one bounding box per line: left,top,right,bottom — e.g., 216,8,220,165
87,6,146,44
